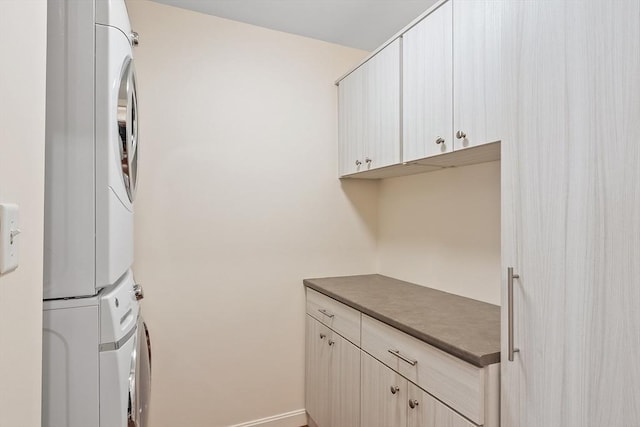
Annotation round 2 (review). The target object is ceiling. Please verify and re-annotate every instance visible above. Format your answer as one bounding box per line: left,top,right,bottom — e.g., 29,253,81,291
148,0,438,51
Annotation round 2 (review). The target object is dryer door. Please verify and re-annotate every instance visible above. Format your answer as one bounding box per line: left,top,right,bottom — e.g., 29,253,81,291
117,58,139,203
128,317,151,427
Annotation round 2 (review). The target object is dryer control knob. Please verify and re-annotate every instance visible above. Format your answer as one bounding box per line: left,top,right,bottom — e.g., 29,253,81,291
134,283,144,301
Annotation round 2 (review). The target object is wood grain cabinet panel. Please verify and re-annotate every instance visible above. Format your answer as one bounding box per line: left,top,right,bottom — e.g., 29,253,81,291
501,1,640,426
402,0,453,162
305,316,360,427
361,352,407,427
453,0,501,151
305,316,330,427
338,68,365,176
407,383,475,427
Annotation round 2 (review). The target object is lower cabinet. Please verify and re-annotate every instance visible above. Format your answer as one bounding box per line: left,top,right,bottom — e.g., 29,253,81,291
361,352,475,427
304,287,499,427
305,316,360,427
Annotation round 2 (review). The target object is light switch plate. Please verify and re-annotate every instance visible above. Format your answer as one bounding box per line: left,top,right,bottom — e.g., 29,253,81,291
0,203,19,274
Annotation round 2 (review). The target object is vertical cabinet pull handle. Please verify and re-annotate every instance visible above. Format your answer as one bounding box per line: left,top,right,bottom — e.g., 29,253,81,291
508,267,520,361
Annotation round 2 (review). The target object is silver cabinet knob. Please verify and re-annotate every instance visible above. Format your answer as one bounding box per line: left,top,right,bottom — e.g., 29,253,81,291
435,137,445,145
409,399,419,409
390,385,400,395
355,160,362,166
328,339,335,346
133,283,144,301
365,157,372,164
131,31,140,46
456,130,466,139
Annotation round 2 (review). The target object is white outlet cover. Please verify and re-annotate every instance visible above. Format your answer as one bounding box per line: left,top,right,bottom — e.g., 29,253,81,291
0,203,19,274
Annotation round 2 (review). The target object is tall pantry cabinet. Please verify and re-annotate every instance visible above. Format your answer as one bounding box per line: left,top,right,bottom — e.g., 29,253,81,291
501,1,640,426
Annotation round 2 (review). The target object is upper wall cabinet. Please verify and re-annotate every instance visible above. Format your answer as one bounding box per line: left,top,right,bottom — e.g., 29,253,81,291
453,0,501,150
338,39,401,177
404,0,501,163
403,0,453,162
338,0,501,178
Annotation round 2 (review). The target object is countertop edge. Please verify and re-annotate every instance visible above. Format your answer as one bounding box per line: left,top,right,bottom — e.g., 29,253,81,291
303,279,500,368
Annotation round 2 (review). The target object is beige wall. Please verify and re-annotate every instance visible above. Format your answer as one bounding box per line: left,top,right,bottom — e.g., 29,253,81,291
377,161,501,304
0,1,47,425
126,2,375,426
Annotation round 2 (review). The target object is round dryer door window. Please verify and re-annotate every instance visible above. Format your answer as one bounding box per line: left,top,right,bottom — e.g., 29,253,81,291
117,58,139,203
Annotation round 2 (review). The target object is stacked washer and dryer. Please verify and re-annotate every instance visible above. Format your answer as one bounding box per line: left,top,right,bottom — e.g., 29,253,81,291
43,1,150,426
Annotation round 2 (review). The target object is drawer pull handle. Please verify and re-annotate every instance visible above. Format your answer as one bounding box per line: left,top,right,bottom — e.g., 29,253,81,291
317,309,335,318
409,399,420,409
390,385,400,395
328,339,335,346
388,349,417,366
319,333,326,340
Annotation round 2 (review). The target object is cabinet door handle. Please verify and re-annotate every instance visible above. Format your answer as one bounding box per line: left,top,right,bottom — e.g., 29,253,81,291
355,160,362,166
388,349,417,366
365,157,372,164
328,339,335,346
317,309,335,318
409,399,419,409
456,130,467,139
319,333,326,340
435,136,445,145
390,385,400,395
508,267,520,361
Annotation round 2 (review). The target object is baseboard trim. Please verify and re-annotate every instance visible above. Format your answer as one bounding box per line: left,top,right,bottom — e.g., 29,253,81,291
228,409,307,427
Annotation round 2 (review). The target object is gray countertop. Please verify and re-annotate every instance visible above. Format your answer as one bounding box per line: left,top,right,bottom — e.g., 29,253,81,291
303,274,500,367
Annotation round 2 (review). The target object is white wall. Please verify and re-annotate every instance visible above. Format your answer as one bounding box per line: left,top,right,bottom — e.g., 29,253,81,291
0,1,47,425
377,161,501,304
126,2,375,426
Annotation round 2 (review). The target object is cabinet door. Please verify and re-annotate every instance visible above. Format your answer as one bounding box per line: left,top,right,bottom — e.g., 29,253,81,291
363,38,401,171
338,69,365,176
329,333,361,427
403,0,453,162
361,352,407,427
306,316,361,427
305,316,330,427
501,1,640,426
407,383,474,427
453,0,501,151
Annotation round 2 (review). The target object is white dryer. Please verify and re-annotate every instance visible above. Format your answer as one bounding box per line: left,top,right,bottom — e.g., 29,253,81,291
45,0,140,299
42,270,151,427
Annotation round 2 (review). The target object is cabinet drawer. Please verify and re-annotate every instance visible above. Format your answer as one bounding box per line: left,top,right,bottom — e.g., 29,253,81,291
361,315,485,425
306,289,360,346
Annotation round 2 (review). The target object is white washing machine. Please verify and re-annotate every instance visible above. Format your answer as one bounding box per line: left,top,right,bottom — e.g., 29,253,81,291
44,0,140,299
42,270,151,427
